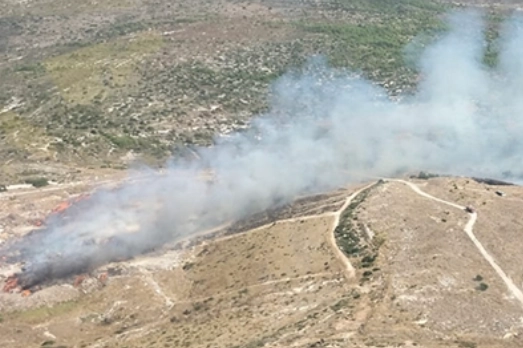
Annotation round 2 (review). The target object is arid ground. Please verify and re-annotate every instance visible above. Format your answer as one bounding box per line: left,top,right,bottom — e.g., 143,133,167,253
1,176,523,348
2,0,523,347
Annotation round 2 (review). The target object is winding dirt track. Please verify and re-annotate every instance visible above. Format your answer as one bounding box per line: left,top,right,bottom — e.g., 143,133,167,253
328,183,376,279
220,182,377,280
4,175,523,310
192,177,523,304
389,179,523,308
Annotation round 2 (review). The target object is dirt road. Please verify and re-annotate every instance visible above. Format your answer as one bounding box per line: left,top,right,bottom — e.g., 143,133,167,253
218,183,376,281
329,183,377,279
390,179,523,309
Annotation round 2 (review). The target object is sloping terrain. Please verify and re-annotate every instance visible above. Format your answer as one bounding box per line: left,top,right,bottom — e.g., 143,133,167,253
4,0,520,184
357,179,523,346
3,0,523,347
1,177,523,348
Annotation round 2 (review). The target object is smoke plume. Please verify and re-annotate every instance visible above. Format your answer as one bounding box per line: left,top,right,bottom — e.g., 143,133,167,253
3,10,523,288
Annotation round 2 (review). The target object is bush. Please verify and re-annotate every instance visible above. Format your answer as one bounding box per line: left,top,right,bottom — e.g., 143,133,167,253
456,340,477,348
475,282,488,291
473,275,483,282
25,177,49,188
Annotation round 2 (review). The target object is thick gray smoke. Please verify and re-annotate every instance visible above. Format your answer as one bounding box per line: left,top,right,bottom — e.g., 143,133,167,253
4,10,523,288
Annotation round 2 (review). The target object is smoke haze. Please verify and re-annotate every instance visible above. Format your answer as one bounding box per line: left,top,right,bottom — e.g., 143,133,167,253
4,9,523,287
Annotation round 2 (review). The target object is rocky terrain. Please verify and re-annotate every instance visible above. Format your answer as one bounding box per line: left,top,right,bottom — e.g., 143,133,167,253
0,0,466,184
1,1,519,182
2,1,523,347
1,176,523,348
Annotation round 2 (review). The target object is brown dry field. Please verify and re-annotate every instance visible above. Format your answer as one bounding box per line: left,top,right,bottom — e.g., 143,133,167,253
1,176,523,348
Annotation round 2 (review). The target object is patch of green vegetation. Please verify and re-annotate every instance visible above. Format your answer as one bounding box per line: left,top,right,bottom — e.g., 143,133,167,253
411,171,440,180
296,0,446,85
94,18,198,42
0,111,53,157
11,300,79,324
100,131,169,156
297,1,514,84
192,302,207,311
165,60,282,109
182,262,195,271
475,282,488,291
361,254,377,268
334,181,385,282
473,274,488,291
483,12,504,68
334,0,446,13
44,31,163,105
103,133,136,149
25,177,49,187
330,298,350,312
96,21,149,39
456,340,477,348
15,62,46,75
473,274,483,282
300,19,441,78
8,0,136,16
0,111,31,133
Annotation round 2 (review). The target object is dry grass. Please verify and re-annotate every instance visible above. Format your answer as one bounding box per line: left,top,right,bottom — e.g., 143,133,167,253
358,181,523,342
3,178,523,347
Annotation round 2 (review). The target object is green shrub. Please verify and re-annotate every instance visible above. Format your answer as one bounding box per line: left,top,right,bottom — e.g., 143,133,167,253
25,177,49,188
475,283,488,291
473,275,483,282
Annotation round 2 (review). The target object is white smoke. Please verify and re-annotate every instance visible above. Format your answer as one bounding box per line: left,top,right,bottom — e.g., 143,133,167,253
4,9,523,286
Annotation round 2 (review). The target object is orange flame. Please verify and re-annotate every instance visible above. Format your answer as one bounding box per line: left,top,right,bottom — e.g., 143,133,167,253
3,276,19,293
51,194,91,216
52,201,71,214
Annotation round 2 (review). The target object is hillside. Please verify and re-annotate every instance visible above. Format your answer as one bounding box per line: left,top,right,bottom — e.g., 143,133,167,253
2,1,523,347
3,0,519,184
1,177,523,347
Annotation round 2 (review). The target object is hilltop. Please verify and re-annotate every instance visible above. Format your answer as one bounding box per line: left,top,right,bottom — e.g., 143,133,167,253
1,176,523,347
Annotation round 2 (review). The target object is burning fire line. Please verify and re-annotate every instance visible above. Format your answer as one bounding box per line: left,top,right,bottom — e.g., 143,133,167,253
1,194,97,296
1,176,212,296
3,275,19,293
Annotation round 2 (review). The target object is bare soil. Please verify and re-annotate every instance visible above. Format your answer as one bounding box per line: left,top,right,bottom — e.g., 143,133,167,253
2,177,523,347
